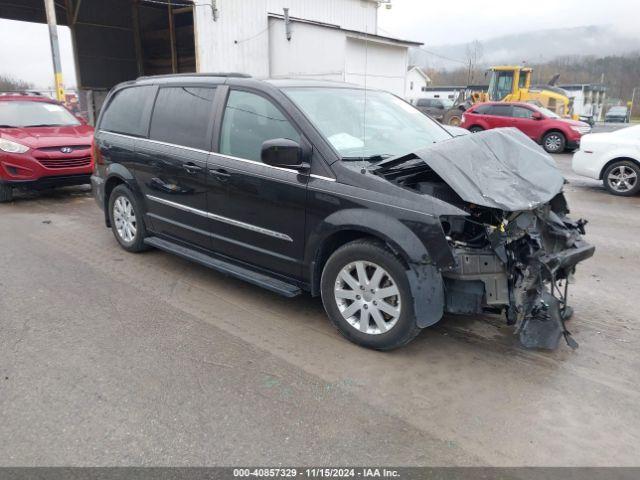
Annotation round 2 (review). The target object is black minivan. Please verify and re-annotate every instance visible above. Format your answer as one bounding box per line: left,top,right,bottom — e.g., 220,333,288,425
92,74,593,350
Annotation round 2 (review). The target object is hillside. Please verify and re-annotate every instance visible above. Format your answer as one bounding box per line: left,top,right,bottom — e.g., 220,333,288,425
411,25,640,70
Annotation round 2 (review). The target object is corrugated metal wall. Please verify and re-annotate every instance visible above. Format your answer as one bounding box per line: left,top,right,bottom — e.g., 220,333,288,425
268,19,346,81
194,0,378,77
266,0,377,33
344,37,408,96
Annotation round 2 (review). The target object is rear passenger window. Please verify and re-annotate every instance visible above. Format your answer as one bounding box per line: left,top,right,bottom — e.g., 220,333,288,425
100,86,155,137
488,105,512,117
149,87,216,150
473,104,491,115
220,90,300,162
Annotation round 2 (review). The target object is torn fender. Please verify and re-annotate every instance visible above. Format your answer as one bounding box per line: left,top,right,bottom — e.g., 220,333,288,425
407,263,445,328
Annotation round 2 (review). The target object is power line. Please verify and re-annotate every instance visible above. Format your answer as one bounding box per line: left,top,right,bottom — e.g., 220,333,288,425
376,27,468,65
421,49,468,65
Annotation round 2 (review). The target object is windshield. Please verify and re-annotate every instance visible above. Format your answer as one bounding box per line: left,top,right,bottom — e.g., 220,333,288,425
0,101,80,128
608,107,627,114
283,87,451,160
488,70,514,101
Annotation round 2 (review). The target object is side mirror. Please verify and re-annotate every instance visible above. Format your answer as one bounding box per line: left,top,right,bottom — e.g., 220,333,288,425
261,138,308,170
532,112,543,120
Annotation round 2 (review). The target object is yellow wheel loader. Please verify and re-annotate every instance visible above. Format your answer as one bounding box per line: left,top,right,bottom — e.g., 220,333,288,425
442,66,574,126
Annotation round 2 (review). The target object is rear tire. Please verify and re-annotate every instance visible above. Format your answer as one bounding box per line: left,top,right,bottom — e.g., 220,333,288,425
320,239,422,351
0,184,13,203
542,131,566,154
108,184,149,252
602,160,640,196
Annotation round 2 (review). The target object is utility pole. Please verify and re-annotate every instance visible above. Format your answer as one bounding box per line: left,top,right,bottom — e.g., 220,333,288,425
44,0,65,101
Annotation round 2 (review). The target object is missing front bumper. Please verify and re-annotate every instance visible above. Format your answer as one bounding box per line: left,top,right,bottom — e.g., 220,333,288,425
442,239,594,350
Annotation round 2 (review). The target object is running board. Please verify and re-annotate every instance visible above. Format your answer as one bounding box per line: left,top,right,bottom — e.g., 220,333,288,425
144,236,302,298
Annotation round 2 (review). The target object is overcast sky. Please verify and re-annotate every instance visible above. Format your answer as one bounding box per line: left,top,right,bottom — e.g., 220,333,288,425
377,0,639,45
0,0,638,88
0,19,76,89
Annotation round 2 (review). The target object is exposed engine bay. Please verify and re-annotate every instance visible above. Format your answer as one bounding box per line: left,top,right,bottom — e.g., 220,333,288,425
373,128,595,349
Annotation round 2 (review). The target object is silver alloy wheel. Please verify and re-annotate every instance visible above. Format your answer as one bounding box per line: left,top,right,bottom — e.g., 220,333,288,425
544,134,563,152
334,261,401,335
607,165,638,193
113,195,137,243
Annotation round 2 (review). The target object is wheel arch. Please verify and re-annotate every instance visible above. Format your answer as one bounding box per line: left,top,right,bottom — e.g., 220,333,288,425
540,128,566,143
102,164,141,227
310,228,407,297
598,156,640,180
307,209,445,328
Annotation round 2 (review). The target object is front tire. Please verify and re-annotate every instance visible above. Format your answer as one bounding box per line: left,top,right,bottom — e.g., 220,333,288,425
469,126,484,133
443,109,465,126
320,239,421,350
603,160,640,196
0,184,13,203
542,131,566,154
108,184,149,252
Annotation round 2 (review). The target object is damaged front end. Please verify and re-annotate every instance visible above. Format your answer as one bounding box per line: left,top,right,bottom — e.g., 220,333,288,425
374,128,595,349
440,195,594,349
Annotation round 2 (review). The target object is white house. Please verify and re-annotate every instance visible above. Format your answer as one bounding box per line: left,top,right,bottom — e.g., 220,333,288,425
194,0,422,97
404,66,431,102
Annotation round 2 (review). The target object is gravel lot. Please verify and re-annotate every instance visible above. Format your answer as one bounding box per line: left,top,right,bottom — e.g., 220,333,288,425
1,150,639,466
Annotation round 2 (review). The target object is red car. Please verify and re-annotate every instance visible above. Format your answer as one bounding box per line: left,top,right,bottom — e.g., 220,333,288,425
461,102,591,154
0,93,94,202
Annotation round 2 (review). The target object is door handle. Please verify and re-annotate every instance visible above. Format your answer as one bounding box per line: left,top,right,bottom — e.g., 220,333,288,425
209,168,231,179
183,162,203,173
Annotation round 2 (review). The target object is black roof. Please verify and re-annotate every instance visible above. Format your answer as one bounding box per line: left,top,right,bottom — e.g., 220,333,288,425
126,73,369,92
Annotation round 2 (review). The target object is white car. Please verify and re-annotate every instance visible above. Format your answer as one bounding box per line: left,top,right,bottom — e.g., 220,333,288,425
572,125,640,196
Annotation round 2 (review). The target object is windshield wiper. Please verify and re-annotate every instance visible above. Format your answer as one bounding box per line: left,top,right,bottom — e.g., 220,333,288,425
0,125,16,128
341,154,393,162
26,124,66,127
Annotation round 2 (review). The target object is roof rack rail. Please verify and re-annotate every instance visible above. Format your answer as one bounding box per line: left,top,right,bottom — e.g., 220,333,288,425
137,72,252,80
0,91,44,96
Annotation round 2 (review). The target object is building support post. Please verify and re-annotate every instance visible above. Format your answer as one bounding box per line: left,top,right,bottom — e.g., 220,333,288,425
168,0,178,73
44,0,65,101
132,0,145,75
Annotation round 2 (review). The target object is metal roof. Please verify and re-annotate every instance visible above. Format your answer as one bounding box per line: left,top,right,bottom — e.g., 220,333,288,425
268,13,423,47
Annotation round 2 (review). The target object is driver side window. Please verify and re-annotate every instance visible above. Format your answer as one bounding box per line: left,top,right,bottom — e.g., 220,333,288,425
220,90,300,162
513,106,534,119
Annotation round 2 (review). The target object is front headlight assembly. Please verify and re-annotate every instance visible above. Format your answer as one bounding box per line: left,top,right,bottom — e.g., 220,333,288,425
0,138,29,154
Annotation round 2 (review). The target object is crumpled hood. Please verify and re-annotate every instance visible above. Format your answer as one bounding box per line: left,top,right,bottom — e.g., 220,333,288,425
410,128,564,211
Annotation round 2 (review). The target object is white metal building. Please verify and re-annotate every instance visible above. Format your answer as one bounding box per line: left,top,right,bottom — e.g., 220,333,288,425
194,0,422,97
404,66,431,102
560,84,607,122
0,0,421,117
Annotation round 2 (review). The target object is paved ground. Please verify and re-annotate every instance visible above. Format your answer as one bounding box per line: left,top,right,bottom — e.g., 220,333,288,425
1,151,639,466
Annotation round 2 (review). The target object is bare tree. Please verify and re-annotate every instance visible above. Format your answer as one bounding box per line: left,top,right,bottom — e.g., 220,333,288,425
0,75,33,92
465,40,484,84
